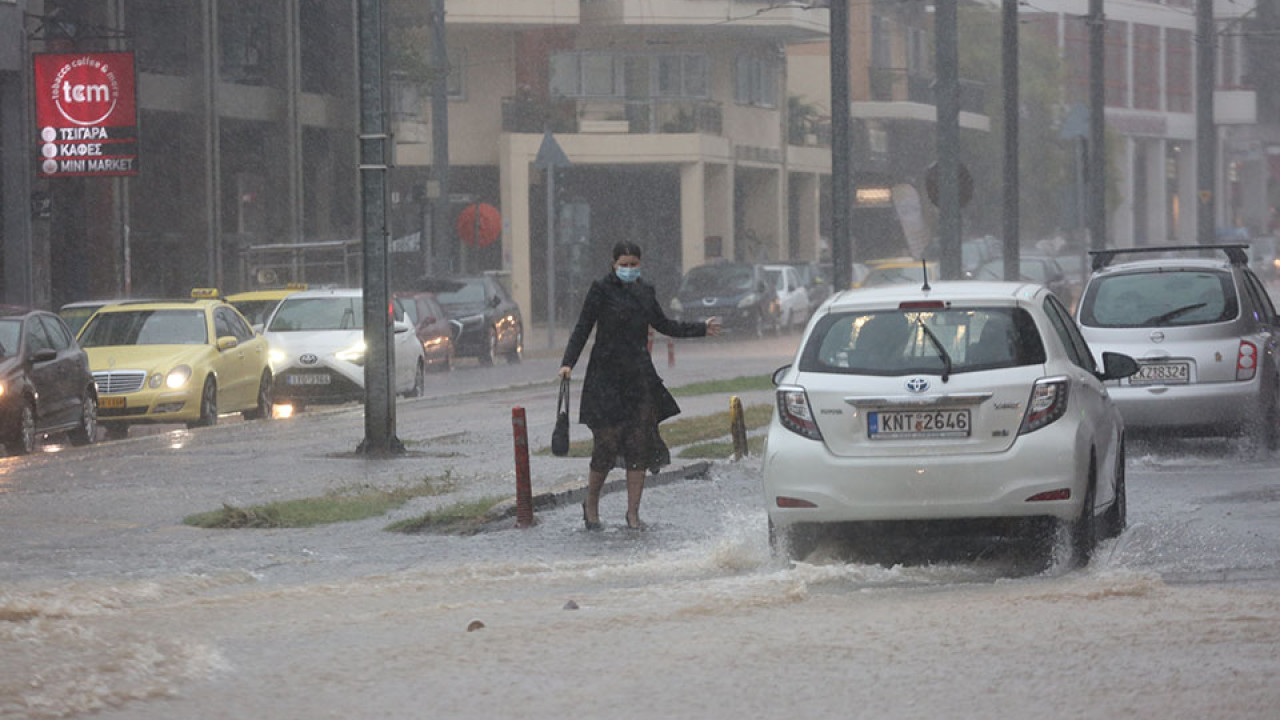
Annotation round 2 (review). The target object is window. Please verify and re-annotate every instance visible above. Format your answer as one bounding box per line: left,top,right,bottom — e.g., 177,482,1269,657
735,54,778,108
447,48,466,98
550,53,622,97
1044,296,1096,372
1133,24,1160,110
26,319,54,356
37,315,72,351
1166,29,1192,113
656,54,709,98
870,15,893,69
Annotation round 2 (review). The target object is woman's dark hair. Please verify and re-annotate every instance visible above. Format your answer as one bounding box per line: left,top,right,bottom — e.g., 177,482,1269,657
612,241,643,261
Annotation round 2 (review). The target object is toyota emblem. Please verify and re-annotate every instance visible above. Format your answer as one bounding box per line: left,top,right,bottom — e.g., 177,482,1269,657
905,377,930,393
300,353,318,365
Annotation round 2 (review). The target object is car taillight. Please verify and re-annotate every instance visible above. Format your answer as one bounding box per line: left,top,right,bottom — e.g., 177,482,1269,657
1019,377,1069,435
1237,340,1257,381
776,386,823,440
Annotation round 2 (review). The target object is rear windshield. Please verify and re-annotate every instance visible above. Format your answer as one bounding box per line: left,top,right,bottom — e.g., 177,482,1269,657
1078,269,1238,328
79,310,208,347
798,307,1046,376
267,297,363,332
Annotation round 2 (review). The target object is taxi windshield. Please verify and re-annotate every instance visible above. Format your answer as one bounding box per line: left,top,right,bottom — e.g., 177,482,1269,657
79,310,209,347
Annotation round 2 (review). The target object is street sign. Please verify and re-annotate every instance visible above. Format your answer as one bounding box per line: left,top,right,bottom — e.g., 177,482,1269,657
33,52,139,178
533,131,571,169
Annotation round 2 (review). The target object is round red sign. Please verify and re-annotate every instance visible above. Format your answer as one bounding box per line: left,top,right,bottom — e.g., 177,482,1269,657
51,57,120,126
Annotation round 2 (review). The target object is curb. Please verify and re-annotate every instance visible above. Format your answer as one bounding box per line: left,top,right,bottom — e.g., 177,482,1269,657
484,461,714,526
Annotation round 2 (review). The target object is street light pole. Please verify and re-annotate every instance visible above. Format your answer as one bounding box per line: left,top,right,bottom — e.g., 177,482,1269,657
357,0,400,455
429,0,453,272
936,0,962,279
1001,0,1020,281
829,0,853,291
1195,0,1216,244
1087,0,1106,251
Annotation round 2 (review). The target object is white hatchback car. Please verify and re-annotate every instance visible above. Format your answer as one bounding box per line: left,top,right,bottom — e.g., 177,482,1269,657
262,289,426,409
763,281,1138,565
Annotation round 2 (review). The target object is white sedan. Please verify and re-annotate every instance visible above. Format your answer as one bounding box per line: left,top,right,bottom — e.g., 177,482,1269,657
763,281,1138,566
262,289,426,410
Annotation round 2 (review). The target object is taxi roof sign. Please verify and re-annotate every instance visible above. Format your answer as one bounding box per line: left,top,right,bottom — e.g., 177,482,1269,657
285,282,309,290
190,288,221,299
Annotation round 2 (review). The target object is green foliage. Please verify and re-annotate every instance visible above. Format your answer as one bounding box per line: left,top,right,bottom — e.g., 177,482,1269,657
385,495,509,534
537,404,774,456
677,435,767,459
669,374,774,397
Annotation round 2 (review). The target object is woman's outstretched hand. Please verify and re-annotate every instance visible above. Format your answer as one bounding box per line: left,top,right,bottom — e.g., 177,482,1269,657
558,365,572,380
705,317,722,337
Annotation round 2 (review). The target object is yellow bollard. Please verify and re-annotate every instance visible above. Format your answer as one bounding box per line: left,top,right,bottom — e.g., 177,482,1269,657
730,395,749,460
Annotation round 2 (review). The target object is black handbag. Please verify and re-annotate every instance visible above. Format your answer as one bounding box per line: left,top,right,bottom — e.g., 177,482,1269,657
551,377,571,456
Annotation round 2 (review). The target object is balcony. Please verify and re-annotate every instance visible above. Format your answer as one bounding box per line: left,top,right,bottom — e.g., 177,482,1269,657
501,96,723,135
581,0,827,38
855,68,989,131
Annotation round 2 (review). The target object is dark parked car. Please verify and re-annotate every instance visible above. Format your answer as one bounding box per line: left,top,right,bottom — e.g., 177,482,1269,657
417,275,523,364
394,291,457,372
670,262,780,336
0,307,98,454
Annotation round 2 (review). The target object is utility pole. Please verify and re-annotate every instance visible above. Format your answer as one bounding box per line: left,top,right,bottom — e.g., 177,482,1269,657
429,0,453,272
1195,0,1216,244
936,0,962,279
356,0,401,455
1001,0,1020,280
1087,0,1106,251
829,0,852,291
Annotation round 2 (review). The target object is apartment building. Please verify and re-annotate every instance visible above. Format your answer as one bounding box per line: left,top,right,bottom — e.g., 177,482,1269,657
1024,0,1258,246
787,0,989,261
387,0,831,324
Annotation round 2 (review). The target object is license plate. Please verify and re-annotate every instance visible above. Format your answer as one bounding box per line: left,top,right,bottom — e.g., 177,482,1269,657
868,409,970,439
1130,362,1190,385
99,396,126,409
286,374,331,386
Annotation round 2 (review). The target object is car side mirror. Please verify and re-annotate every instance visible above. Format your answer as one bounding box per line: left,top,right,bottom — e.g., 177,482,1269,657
30,348,57,363
1098,351,1139,381
489,295,501,308
771,364,791,386
216,336,238,351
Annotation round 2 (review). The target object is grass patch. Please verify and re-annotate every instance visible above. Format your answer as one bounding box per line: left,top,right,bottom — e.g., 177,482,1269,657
385,495,509,534
669,374,774,397
537,404,774,457
184,472,457,529
677,434,766,459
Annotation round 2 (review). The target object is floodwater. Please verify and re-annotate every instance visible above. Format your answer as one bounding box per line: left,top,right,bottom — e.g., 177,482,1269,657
4,448,1280,719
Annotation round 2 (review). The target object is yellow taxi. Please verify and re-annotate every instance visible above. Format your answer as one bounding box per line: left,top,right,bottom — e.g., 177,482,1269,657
76,292,273,438
854,257,940,289
226,284,307,328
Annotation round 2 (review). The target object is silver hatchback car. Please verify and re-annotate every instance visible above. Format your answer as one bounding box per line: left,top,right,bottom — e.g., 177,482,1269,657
1075,244,1279,449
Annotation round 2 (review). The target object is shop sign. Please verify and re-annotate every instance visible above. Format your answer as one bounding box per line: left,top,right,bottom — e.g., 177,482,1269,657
33,51,139,178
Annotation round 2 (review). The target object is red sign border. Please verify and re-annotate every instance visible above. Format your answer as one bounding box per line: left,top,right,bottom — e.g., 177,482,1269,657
32,50,140,179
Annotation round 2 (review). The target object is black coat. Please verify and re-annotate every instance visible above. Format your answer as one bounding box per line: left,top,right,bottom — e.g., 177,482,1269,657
561,273,707,430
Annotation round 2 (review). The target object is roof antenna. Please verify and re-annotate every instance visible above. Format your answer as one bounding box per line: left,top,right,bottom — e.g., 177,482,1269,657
920,258,931,292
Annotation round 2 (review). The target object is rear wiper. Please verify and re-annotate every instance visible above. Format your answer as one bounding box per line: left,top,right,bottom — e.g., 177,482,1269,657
917,319,952,383
1144,302,1206,325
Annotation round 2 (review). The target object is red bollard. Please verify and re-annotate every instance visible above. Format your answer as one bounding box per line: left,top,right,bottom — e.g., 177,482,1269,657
512,407,535,528
667,338,675,367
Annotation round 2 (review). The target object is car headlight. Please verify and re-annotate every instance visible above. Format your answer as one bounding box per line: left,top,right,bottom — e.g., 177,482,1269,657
737,294,758,309
670,297,683,312
335,341,367,365
268,348,286,366
165,365,192,390
149,373,163,388
0,382,5,398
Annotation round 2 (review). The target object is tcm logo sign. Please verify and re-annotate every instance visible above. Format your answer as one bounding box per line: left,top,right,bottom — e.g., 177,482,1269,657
33,52,139,178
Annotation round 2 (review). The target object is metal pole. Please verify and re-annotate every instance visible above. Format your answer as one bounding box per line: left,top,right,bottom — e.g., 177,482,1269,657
1195,0,1216,244
936,0,962,279
829,0,853,290
1088,0,1106,251
1001,0,1020,281
357,0,399,454
512,407,534,528
546,167,556,348
429,0,452,272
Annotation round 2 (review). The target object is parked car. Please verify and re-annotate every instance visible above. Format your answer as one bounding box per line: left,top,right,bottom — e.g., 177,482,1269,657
394,291,457,372
59,298,154,338
778,261,833,309
226,285,306,329
417,275,523,364
764,281,1138,566
1075,244,1279,450
262,288,426,408
670,262,779,336
761,264,812,330
973,254,1075,306
855,258,939,288
78,296,273,438
0,307,99,454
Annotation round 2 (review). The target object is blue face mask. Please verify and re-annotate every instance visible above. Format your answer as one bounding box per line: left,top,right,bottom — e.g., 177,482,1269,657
615,266,641,283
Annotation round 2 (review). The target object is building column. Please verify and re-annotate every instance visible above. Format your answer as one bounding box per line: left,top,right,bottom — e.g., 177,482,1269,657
792,172,820,261
1112,136,1137,247
1145,138,1169,244
706,163,733,262
680,161,706,273
1176,140,1197,243
500,134,533,325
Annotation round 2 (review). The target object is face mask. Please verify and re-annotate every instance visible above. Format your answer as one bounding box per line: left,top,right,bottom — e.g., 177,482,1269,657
615,266,641,283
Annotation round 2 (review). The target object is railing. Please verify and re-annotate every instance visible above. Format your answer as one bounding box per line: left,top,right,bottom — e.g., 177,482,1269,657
867,67,987,115
501,96,722,135
788,116,832,147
